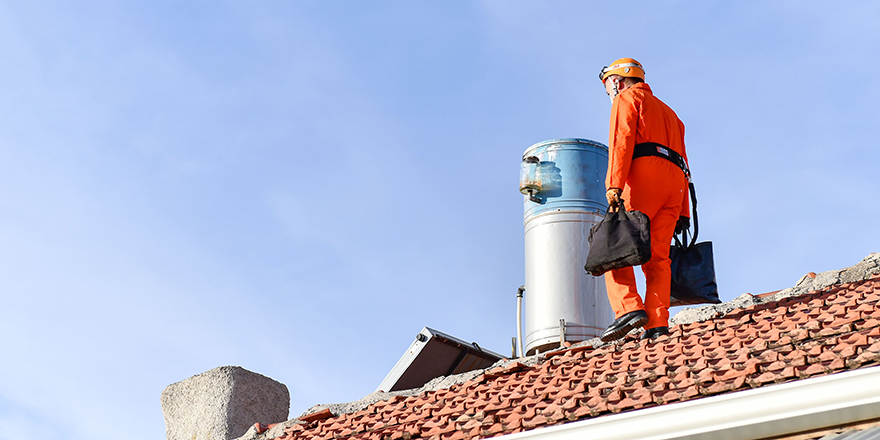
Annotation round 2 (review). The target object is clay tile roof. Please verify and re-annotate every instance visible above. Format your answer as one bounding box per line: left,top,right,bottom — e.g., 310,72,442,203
275,274,880,440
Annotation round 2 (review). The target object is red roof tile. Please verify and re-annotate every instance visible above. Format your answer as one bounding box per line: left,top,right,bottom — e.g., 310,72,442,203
278,274,880,440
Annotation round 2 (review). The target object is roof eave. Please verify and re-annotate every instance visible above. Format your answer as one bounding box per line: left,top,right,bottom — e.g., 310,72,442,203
498,364,880,440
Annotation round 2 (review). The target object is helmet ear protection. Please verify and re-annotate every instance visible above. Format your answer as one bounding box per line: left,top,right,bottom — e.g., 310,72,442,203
599,58,645,83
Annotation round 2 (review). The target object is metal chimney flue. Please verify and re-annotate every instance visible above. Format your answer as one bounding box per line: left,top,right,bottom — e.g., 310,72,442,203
519,138,614,355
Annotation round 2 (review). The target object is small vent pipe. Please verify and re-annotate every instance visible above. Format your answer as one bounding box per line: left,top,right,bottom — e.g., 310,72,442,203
516,285,525,358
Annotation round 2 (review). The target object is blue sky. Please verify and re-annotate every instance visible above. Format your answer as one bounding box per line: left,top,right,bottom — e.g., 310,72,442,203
1,2,879,440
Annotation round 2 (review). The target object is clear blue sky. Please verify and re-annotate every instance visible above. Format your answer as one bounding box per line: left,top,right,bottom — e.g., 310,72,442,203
1,2,878,440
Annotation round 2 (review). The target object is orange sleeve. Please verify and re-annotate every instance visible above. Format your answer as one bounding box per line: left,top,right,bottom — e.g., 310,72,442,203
605,92,638,190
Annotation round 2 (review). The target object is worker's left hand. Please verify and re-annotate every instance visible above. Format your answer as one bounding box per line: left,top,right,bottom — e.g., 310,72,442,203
674,216,690,235
606,188,622,211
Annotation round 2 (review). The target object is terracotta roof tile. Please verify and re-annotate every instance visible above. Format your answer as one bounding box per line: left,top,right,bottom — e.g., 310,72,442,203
276,274,880,440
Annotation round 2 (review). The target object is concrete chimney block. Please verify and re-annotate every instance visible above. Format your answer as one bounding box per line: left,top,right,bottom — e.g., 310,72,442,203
161,366,290,440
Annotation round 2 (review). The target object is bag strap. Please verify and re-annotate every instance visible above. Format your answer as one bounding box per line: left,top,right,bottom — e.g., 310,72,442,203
605,198,628,216
670,184,699,249
686,181,699,247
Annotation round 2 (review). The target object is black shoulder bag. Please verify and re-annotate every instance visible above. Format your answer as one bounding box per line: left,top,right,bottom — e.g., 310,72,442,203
669,182,721,306
584,199,652,276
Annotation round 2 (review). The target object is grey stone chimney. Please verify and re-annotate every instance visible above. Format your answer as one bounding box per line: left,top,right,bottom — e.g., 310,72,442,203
161,366,290,440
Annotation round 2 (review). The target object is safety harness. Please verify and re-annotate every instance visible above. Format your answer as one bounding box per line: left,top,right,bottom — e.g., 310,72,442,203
633,142,691,182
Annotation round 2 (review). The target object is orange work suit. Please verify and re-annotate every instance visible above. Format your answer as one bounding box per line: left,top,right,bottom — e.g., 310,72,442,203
604,82,690,330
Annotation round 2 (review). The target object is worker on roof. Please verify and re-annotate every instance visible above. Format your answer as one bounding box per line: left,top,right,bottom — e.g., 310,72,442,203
597,58,691,342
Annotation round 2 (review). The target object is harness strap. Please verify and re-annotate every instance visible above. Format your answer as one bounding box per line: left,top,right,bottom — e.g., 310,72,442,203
633,142,691,182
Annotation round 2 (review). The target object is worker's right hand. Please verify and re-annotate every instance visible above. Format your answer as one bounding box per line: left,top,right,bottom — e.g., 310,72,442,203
606,188,622,211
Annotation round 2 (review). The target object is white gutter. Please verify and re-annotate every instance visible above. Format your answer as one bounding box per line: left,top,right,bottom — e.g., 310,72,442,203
500,365,880,440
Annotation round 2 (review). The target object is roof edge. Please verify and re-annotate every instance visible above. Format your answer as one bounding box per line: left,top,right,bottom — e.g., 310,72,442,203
497,365,880,440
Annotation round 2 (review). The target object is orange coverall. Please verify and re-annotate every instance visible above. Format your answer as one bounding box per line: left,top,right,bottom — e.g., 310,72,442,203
604,82,689,330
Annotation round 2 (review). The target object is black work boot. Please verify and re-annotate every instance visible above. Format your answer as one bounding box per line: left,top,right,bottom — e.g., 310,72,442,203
600,310,648,342
641,326,670,340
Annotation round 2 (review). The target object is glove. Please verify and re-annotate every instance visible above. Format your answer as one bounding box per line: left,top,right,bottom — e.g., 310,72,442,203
674,216,690,235
606,188,622,211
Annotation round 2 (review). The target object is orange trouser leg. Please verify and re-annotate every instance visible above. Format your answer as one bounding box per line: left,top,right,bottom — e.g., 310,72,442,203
604,161,685,328
641,202,679,329
605,266,643,318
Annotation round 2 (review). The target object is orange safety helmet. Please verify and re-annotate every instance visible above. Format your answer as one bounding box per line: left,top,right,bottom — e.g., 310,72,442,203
599,58,645,83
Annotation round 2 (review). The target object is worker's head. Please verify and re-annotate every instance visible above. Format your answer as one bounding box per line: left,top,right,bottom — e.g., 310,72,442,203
599,58,645,100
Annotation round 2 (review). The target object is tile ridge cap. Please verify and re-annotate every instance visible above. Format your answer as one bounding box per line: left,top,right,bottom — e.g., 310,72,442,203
293,356,546,425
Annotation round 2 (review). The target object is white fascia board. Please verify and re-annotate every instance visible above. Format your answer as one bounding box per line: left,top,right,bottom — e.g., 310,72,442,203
500,365,880,440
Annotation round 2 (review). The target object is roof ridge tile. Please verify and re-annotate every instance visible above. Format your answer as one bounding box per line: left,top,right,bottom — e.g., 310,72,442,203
299,408,333,424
